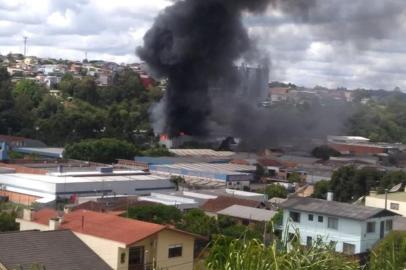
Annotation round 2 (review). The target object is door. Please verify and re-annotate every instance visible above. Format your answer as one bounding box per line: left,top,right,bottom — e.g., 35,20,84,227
380,221,385,239
129,246,144,270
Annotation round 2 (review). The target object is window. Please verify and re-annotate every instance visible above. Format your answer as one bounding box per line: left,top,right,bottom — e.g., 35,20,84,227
168,244,183,258
318,216,324,223
306,236,312,247
367,222,376,233
390,203,400,210
120,252,126,264
290,211,300,223
327,217,338,230
308,214,314,221
343,243,355,255
386,219,393,231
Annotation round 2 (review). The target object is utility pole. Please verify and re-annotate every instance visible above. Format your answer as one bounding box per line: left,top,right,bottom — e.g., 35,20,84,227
23,36,28,57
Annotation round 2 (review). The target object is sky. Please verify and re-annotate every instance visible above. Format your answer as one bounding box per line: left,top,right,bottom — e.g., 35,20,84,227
1,0,406,90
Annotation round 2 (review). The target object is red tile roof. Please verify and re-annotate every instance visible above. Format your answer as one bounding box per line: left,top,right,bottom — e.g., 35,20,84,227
31,209,170,246
201,196,262,213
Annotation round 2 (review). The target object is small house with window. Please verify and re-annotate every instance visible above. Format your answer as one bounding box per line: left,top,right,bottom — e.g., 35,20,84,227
17,208,199,270
280,197,398,255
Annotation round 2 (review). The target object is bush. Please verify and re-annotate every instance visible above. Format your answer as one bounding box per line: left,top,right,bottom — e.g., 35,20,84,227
370,231,406,270
126,204,182,225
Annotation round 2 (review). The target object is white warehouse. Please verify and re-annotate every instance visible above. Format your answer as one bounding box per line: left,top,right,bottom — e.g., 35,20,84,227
0,170,175,205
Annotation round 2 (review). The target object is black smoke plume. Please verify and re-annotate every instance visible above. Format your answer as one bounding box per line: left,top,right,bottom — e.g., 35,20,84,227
138,0,273,137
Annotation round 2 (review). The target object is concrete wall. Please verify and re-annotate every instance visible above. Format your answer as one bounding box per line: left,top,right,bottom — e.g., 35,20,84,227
365,196,406,216
156,229,195,270
17,219,50,231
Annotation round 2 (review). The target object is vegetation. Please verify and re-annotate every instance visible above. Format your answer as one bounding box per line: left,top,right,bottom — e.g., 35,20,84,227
311,145,341,160
0,67,163,147
347,93,406,143
312,180,330,199
0,211,18,232
64,138,140,163
370,231,406,270
126,204,182,225
316,166,406,202
206,235,358,270
264,184,288,199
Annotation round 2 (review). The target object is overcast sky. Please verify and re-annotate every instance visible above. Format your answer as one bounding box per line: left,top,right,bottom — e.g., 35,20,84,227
1,0,406,90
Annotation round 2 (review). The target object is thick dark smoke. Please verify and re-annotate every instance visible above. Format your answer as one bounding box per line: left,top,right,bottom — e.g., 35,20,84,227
138,0,276,137
138,0,393,150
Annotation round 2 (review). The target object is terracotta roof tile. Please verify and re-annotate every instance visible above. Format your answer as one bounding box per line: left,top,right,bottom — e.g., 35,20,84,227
32,209,166,246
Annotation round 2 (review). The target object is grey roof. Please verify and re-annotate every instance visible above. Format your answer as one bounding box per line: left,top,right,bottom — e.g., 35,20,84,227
280,197,398,221
217,205,276,222
0,230,112,270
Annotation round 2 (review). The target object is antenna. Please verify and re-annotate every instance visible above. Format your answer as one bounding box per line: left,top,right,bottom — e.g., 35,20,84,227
23,36,28,56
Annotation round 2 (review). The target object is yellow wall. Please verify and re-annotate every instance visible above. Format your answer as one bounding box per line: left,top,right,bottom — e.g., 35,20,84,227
365,196,406,216
155,229,195,270
74,232,126,270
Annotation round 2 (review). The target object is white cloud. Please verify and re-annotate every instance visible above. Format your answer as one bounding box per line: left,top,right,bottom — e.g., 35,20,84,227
0,0,406,89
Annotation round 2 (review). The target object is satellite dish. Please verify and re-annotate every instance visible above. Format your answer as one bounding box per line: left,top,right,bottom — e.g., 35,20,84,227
389,183,403,193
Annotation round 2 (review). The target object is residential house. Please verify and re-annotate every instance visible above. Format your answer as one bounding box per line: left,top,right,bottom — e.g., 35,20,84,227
200,195,267,217
280,197,398,255
217,205,276,226
365,190,406,216
17,208,198,270
0,230,111,270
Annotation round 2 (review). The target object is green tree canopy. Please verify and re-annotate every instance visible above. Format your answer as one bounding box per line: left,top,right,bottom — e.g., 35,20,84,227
126,204,182,225
264,184,288,199
63,138,139,163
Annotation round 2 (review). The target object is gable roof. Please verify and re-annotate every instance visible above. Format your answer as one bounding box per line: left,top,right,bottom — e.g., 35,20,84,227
280,197,399,221
201,195,263,213
217,205,276,222
0,230,111,270
31,209,197,246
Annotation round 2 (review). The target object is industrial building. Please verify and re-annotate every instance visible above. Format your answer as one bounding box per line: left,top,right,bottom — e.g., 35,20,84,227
149,163,255,189
0,169,175,205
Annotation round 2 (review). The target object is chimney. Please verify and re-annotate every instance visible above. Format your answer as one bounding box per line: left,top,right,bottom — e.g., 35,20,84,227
49,217,60,230
23,208,34,221
327,192,334,201
64,205,73,214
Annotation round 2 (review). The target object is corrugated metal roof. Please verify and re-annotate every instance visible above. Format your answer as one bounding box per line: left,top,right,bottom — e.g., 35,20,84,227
280,197,399,221
169,149,234,157
217,205,276,221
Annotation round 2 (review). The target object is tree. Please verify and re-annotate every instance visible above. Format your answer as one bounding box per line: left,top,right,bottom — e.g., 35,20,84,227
13,79,47,106
177,209,218,237
311,145,341,160
0,211,18,232
312,180,330,199
264,184,288,199
170,176,185,191
287,172,302,183
64,138,139,163
127,205,182,225
330,166,382,202
369,231,406,270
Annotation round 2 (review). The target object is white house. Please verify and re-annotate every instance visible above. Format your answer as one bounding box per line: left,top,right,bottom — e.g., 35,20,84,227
280,197,398,255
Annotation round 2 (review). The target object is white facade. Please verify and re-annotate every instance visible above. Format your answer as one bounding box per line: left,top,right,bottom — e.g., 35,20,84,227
0,172,175,203
282,209,394,254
